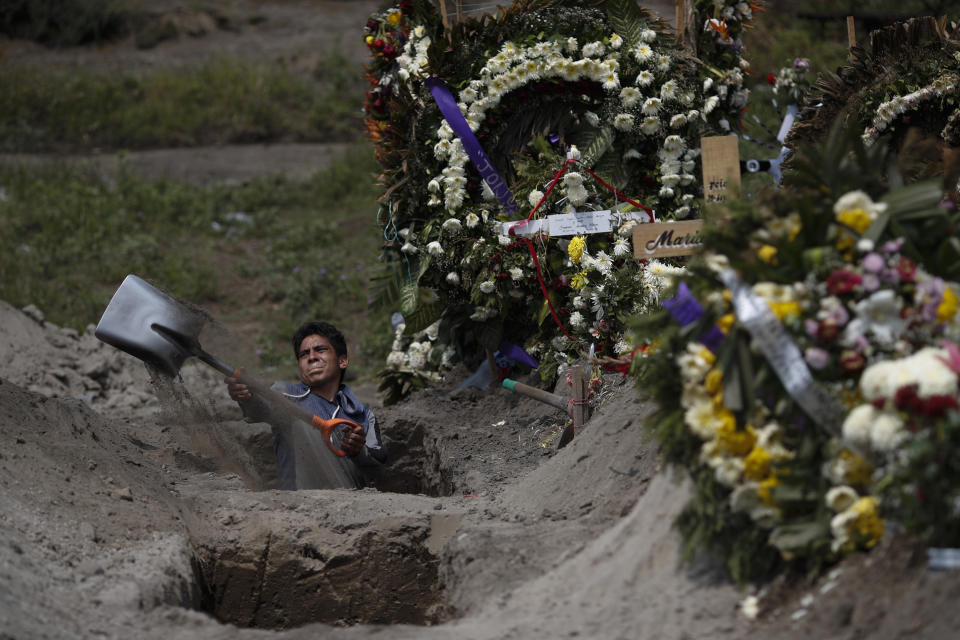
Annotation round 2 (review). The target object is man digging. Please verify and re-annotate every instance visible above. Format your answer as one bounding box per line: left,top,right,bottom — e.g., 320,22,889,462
224,321,387,490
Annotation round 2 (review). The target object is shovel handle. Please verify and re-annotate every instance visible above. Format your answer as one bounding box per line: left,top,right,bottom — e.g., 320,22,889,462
228,368,361,458
311,416,363,458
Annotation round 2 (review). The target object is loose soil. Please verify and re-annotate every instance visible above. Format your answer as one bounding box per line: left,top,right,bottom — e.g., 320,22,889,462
2,2,959,639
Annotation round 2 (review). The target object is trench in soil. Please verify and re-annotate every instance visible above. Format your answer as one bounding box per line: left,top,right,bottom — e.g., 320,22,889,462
178,413,461,631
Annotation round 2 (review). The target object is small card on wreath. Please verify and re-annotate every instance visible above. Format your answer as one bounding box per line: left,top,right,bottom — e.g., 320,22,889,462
633,220,704,258
701,135,741,203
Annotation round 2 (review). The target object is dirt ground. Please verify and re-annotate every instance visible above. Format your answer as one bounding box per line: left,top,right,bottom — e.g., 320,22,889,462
2,2,960,639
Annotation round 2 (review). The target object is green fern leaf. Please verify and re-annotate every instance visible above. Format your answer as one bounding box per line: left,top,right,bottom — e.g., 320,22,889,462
605,0,648,46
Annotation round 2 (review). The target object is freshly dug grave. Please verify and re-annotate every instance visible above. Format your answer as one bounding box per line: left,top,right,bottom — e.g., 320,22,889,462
3,299,960,640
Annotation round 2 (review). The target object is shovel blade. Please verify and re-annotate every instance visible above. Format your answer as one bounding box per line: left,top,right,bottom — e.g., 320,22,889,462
95,274,207,378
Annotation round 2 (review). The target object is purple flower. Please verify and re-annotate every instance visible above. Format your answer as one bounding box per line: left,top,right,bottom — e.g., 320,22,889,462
882,238,905,254
340,274,347,281
916,277,946,323
861,273,880,291
861,252,885,273
793,58,810,72
292,266,301,273
804,347,830,370
319,268,328,276
805,318,819,338
255,348,263,356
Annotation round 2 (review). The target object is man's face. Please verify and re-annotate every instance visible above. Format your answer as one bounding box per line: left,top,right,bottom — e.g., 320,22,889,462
296,334,347,389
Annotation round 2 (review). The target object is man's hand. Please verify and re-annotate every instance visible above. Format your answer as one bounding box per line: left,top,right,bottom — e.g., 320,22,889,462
224,370,254,402
339,424,365,457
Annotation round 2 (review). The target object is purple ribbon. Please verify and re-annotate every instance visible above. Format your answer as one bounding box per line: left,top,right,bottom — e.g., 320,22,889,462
662,282,726,352
425,77,521,217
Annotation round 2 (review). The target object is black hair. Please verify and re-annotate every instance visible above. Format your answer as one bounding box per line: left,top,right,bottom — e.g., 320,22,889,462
292,321,347,363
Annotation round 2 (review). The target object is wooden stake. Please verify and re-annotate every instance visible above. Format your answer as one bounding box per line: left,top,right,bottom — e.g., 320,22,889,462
846,16,856,49
571,365,588,434
438,0,450,30
455,0,463,23
676,0,685,39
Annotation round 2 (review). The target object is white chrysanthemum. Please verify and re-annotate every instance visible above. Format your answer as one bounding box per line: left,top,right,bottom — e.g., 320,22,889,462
465,212,480,228
582,41,605,58
509,267,523,281
661,173,682,187
662,134,686,156
669,113,688,128
871,412,907,452
660,80,679,101
714,456,744,487
565,37,578,53
704,95,720,114
635,70,655,87
446,271,460,285
656,54,671,72
528,189,544,208
659,186,674,198
826,486,859,513
633,43,654,63
584,110,600,126
602,72,620,91
842,404,876,447
442,218,462,233
479,280,495,294
593,251,613,276
685,400,723,440
401,242,418,254
569,311,585,328
386,350,408,368
613,237,631,256
620,86,642,108
640,116,661,134
427,179,441,193
572,295,585,309
641,28,657,43
614,113,635,131
642,97,662,115
609,33,623,49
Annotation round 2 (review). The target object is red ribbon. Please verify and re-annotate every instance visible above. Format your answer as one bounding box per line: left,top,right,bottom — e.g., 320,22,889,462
511,158,654,344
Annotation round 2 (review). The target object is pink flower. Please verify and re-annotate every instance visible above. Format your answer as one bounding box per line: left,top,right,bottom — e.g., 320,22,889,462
938,341,960,375
804,347,830,370
861,252,885,273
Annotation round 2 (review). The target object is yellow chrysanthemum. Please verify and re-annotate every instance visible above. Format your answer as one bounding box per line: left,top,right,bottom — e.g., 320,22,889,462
704,368,723,394
852,497,885,549
699,347,716,366
570,270,588,290
743,446,772,481
938,286,958,323
769,301,801,321
568,235,587,264
834,208,872,253
757,475,779,506
716,312,735,333
386,10,403,25
715,416,756,456
757,245,778,265
840,449,874,487
365,35,375,45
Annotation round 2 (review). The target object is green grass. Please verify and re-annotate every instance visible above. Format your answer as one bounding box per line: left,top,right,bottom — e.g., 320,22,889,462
0,142,393,381
0,54,366,153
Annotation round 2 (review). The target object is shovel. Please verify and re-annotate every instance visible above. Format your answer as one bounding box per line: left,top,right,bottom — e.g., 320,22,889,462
95,274,360,457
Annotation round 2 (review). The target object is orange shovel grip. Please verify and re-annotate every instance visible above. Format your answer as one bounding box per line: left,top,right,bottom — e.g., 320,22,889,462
311,416,363,457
